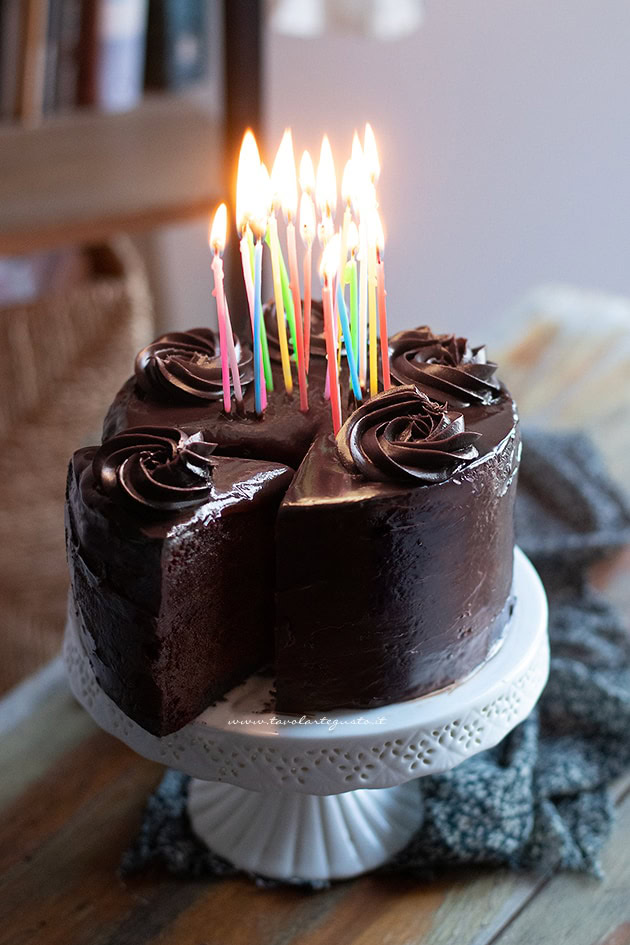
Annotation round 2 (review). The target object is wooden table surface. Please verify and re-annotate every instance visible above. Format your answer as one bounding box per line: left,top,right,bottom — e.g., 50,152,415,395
1,549,629,945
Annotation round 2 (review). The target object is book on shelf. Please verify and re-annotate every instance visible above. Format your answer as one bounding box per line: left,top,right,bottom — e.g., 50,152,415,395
78,0,148,112
144,0,209,92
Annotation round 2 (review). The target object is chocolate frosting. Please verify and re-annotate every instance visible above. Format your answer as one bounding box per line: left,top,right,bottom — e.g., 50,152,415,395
135,329,254,404
389,327,500,406
336,385,480,484
93,427,217,514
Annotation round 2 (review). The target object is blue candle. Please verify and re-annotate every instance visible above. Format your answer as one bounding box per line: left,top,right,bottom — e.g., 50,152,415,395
253,239,264,414
336,278,362,401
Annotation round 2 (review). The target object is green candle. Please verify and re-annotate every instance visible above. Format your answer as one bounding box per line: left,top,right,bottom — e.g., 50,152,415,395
348,257,358,358
266,230,298,362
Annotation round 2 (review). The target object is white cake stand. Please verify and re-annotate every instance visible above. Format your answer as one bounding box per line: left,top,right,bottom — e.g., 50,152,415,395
63,547,549,882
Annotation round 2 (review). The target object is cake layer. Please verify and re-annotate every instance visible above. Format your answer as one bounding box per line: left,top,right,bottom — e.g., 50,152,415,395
274,389,520,713
66,428,293,735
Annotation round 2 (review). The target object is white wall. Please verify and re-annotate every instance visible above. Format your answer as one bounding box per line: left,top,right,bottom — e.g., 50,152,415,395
265,0,630,343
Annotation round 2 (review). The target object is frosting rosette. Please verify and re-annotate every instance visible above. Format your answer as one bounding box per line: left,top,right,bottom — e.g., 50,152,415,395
336,385,480,484
389,327,500,406
135,329,253,403
93,427,217,514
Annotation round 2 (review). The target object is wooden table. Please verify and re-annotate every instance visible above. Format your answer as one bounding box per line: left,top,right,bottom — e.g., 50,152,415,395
1,550,629,945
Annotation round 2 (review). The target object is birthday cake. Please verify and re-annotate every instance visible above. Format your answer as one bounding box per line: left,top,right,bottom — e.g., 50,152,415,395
65,319,519,736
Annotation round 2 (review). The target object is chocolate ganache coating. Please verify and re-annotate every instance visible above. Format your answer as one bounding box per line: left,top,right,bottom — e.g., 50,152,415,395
389,326,500,407
135,328,253,403
336,385,480,484
93,427,218,513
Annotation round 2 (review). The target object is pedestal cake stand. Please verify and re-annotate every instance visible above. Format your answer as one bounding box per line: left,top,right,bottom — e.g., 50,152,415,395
63,547,549,882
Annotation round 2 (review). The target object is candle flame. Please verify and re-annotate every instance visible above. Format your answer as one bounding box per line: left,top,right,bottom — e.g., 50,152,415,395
320,232,341,282
249,162,271,238
271,128,298,220
315,135,337,220
236,130,262,233
318,215,334,247
300,192,316,245
364,122,380,183
209,203,227,254
347,220,359,254
299,150,315,195
351,131,363,168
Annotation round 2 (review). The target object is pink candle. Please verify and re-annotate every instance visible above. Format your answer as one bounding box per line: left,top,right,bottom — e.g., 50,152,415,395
303,242,312,369
224,297,243,405
287,220,309,411
377,249,391,390
322,275,342,433
211,252,232,413
300,192,316,372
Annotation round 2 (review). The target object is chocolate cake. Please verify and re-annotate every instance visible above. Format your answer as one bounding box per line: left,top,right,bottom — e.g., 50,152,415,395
66,318,520,733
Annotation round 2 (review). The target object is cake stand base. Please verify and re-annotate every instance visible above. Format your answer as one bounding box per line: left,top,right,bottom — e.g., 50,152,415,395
64,548,548,883
188,779,423,881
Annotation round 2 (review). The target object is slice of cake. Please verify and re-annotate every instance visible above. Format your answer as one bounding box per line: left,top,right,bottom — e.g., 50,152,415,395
274,385,519,713
65,426,293,735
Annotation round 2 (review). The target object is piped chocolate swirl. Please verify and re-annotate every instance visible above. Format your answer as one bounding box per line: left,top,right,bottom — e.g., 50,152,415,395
336,385,480,484
93,427,217,514
389,327,500,407
135,329,253,404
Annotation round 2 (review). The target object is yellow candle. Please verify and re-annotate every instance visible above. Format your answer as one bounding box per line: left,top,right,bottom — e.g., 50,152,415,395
268,213,293,394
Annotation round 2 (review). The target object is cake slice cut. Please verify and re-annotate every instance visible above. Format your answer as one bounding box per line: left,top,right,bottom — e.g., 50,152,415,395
65,426,293,735
274,387,520,713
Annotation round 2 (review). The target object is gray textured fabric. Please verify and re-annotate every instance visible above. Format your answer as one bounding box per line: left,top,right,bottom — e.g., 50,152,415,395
122,428,630,885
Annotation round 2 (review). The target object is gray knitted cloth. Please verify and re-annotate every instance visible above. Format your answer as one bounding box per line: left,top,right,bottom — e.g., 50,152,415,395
122,429,630,886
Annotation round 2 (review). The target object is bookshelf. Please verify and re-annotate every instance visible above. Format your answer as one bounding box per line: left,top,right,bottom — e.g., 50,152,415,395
0,96,223,255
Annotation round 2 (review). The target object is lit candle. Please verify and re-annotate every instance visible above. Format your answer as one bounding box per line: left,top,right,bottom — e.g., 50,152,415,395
316,135,337,400
346,220,359,359
320,234,343,434
267,170,293,395
237,138,270,415
236,132,270,405
252,164,271,414
375,211,391,390
364,123,381,397
299,151,316,371
352,133,369,390
274,130,309,412
300,191,315,371
209,203,232,413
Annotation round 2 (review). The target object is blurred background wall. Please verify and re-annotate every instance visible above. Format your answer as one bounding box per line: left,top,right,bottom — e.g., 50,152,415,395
157,0,630,343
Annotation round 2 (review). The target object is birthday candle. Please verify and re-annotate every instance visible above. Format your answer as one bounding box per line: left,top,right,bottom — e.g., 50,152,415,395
336,274,362,400
236,132,268,407
316,136,337,401
363,123,381,397
253,238,264,414
272,129,308,411
300,192,315,371
321,236,342,434
375,211,391,389
209,204,232,413
268,213,293,394
346,220,359,365
299,152,316,371
236,131,270,414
